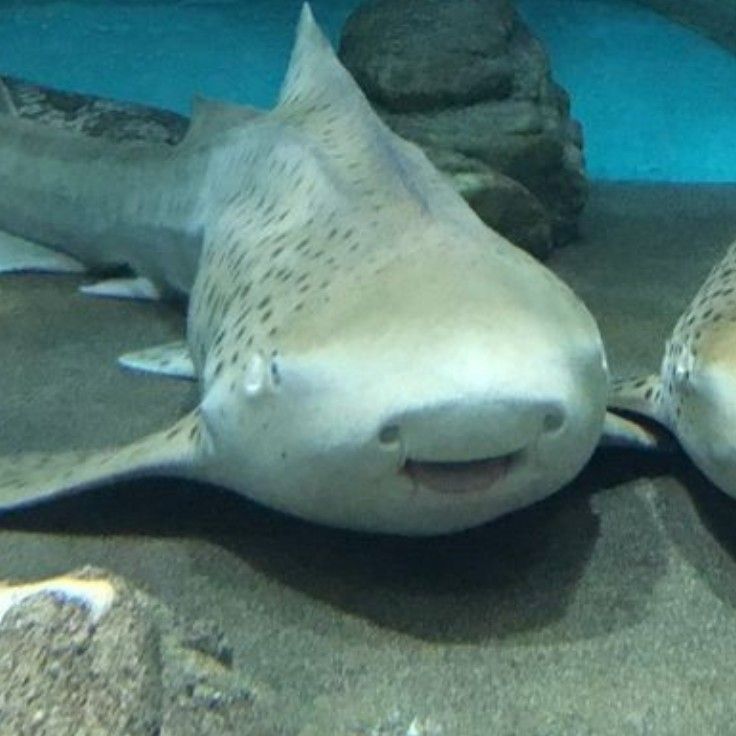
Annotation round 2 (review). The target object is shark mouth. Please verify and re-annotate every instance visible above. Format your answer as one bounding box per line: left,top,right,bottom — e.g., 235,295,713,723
403,453,519,495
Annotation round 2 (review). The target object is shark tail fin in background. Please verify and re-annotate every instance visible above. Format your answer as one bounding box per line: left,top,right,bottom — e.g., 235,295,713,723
188,94,262,137
0,412,202,512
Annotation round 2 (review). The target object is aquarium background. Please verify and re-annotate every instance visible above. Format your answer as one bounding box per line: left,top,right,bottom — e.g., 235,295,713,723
0,0,734,181
4,2,736,734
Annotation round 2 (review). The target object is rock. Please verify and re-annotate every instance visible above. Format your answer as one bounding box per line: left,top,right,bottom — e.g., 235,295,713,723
0,567,271,736
338,0,518,113
632,0,736,55
433,148,553,258
3,57,573,257
339,0,588,253
2,75,188,145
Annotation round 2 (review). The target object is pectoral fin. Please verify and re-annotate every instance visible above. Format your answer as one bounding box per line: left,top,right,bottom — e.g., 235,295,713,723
608,374,665,422
80,276,161,301
0,412,202,512
600,411,675,452
0,231,86,274
118,341,195,380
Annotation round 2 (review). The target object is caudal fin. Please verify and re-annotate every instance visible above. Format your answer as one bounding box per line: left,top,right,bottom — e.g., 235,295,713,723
0,412,201,512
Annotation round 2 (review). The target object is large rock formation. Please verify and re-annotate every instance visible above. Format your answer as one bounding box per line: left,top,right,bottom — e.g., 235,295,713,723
339,0,588,256
3,20,582,261
2,75,188,144
633,0,736,55
0,567,272,736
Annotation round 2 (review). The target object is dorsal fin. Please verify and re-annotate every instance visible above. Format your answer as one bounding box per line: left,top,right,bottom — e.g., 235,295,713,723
0,79,17,116
278,3,374,118
275,4,468,221
185,94,262,141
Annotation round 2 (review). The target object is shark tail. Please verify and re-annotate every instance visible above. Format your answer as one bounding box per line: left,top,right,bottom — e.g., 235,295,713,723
0,412,201,512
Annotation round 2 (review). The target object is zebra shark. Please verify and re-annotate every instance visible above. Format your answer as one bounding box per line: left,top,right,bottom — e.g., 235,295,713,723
609,237,736,500
0,71,260,300
0,5,608,534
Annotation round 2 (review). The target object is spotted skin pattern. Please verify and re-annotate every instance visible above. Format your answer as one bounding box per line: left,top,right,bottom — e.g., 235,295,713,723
0,5,608,534
610,238,736,499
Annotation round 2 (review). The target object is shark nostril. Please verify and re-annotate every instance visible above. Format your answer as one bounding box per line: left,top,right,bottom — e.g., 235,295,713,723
378,424,401,447
542,407,565,434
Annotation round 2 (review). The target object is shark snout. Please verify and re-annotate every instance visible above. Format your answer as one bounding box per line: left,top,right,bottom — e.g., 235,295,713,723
378,397,568,464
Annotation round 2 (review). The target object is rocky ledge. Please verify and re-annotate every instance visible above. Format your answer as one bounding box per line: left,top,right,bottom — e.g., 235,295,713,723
339,0,588,256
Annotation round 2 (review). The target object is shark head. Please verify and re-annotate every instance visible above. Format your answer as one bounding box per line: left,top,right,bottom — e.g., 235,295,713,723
196,213,607,535
606,237,736,497
183,4,608,535
661,268,736,494
674,360,736,494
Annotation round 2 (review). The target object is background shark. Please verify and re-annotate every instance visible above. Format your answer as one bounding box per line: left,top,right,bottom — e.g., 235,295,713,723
610,236,736,501
0,71,260,300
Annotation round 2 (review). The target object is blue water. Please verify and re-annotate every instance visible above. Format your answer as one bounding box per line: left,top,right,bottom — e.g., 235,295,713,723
0,0,734,181
516,0,736,181
0,1,357,111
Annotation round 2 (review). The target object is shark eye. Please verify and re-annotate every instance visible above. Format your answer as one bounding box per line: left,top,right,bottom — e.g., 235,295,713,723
243,352,283,396
243,352,268,396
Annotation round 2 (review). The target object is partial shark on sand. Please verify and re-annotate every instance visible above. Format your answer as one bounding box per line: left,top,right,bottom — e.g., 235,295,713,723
0,67,260,300
610,237,736,501
0,5,609,534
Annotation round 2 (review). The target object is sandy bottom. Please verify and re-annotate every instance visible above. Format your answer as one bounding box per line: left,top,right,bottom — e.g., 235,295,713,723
3,183,736,734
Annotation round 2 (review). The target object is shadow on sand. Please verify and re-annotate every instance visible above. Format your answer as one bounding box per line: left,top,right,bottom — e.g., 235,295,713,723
0,446,683,644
